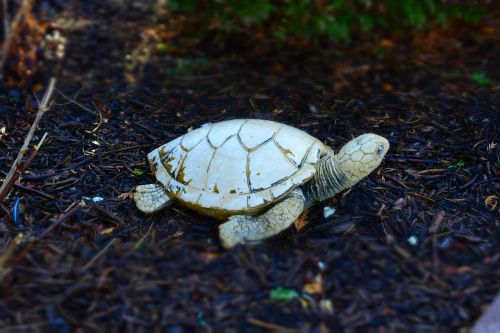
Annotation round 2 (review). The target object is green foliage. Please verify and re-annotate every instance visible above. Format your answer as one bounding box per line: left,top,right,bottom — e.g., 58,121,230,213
156,42,169,53
448,160,465,170
269,287,300,302
163,0,486,43
471,72,490,86
165,57,211,77
132,168,145,176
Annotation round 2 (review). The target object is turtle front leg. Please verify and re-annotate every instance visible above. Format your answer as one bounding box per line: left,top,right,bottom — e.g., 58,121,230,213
219,189,305,248
134,183,172,213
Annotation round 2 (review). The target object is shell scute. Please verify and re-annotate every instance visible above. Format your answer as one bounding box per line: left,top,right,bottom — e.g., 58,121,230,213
180,126,210,150
291,164,316,185
239,120,279,149
248,140,297,191
206,136,249,194
247,190,274,207
207,119,243,147
162,145,187,177
303,142,323,165
181,138,214,187
274,126,318,167
270,178,294,199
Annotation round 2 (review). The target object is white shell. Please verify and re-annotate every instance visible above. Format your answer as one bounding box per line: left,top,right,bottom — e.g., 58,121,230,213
148,119,328,213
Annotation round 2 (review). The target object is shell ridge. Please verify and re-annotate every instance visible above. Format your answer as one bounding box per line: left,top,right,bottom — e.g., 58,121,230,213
195,192,203,204
156,180,169,195
236,120,251,151
205,122,219,148
175,153,189,180
299,143,315,167
236,119,249,135
203,144,217,190
217,134,235,148
236,131,251,152
161,148,186,178
180,132,207,152
247,164,315,194
206,135,217,149
245,152,251,192
248,137,273,152
273,125,284,137
273,137,300,168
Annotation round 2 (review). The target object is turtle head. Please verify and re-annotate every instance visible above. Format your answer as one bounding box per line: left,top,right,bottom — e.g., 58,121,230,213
335,133,389,185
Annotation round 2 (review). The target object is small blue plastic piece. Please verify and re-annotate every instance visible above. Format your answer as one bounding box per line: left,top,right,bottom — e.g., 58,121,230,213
13,197,20,225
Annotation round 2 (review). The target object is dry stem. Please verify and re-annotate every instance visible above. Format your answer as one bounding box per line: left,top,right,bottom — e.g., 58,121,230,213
0,78,56,203
0,0,32,79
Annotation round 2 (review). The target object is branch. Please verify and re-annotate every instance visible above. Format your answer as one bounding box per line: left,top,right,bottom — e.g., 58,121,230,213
2,0,9,42
0,78,56,203
0,0,33,80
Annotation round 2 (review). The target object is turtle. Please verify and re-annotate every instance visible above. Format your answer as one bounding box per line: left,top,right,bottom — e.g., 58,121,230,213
134,119,389,248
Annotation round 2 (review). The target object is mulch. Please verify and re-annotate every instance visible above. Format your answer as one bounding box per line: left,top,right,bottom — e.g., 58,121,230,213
0,1,498,331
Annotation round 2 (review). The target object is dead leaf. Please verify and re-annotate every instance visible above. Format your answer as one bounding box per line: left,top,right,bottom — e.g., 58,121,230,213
303,274,323,294
485,195,498,211
119,192,134,200
100,227,114,235
294,211,310,231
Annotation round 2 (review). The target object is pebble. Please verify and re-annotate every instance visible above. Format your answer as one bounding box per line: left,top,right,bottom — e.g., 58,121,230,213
323,206,336,218
82,196,104,203
407,235,418,246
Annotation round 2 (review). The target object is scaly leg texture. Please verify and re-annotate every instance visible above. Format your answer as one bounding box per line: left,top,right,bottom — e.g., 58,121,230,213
134,184,172,213
219,189,305,248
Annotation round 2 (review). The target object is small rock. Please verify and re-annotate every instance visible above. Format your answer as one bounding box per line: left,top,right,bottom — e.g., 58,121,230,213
438,237,451,249
309,104,319,114
319,299,334,314
407,235,418,246
318,261,326,271
393,197,408,210
82,196,104,203
323,206,336,219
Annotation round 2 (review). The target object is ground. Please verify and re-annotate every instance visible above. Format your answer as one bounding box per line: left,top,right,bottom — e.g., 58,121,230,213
0,1,498,331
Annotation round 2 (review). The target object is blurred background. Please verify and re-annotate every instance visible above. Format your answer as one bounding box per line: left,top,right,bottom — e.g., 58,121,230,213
0,0,498,93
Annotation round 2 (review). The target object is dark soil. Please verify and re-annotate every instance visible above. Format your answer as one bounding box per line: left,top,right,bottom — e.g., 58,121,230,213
0,1,498,331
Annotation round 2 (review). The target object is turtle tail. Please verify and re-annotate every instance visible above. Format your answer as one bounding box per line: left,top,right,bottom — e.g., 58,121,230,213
134,184,172,214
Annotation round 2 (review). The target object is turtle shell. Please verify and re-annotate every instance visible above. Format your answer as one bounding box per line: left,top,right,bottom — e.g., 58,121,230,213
148,119,328,218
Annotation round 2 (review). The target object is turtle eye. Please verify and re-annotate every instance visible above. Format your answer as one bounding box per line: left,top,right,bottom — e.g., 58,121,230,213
377,144,384,156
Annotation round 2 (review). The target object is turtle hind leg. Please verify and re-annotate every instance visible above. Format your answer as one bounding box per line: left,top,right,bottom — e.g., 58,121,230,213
134,184,172,214
219,189,305,248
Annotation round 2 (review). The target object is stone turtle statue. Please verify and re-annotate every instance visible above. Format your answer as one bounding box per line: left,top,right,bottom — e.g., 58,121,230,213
134,119,389,248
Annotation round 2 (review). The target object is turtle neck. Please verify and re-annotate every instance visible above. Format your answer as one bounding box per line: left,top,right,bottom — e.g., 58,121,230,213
302,154,352,206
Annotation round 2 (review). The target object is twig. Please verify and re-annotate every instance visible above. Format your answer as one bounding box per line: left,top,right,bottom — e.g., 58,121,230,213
90,101,103,132
22,157,92,181
2,0,9,42
56,89,103,132
0,233,24,281
247,318,295,331
12,182,55,200
56,88,99,116
36,201,84,241
0,0,32,80
0,78,56,203
81,238,118,271
92,205,125,226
